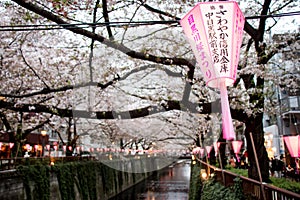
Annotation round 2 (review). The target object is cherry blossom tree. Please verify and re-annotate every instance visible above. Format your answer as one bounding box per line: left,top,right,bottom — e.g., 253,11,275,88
0,0,299,181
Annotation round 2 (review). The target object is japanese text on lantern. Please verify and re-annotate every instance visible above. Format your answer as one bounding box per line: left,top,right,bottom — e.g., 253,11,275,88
233,8,244,78
187,14,212,79
205,5,229,74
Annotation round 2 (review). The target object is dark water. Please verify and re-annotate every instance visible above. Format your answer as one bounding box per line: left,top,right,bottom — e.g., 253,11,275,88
109,160,191,200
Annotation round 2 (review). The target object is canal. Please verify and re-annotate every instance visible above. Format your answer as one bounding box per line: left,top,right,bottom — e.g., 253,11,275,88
109,159,191,200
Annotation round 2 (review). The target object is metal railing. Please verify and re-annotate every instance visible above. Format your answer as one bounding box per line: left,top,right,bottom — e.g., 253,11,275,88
199,160,300,200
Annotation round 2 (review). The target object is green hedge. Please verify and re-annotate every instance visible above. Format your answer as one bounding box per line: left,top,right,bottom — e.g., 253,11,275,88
270,177,300,194
189,162,246,200
201,177,245,200
227,166,300,194
188,161,202,200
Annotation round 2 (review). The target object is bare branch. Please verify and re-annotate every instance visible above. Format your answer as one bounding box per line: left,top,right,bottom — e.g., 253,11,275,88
139,1,180,21
19,50,50,90
102,0,114,40
0,112,12,131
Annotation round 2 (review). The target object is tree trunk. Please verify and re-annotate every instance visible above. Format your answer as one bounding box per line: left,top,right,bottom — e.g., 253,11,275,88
244,113,270,182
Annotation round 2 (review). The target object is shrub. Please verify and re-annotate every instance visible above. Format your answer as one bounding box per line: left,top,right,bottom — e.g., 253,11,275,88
201,177,244,200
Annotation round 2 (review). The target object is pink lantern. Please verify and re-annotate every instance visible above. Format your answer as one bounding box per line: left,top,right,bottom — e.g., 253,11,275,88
46,144,50,151
63,145,66,152
284,135,300,173
34,144,38,151
9,142,14,149
68,146,72,151
199,148,205,158
0,142,2,150
205,145,212,158
53,145,58,151
232,140,243,162
284,136,299,158
192,147,200,154
213,142,221,156
180,1,245,140
76,146,80,152
25,144,30,150
193,147,202,159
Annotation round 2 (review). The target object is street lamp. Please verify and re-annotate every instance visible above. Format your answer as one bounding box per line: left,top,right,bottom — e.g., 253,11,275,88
41,130,47,157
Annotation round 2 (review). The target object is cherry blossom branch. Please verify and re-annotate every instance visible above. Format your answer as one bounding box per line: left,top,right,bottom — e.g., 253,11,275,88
12,0,194,68
0,80,118,98
0,64,182,98
0,98,210,119
19,47,50,89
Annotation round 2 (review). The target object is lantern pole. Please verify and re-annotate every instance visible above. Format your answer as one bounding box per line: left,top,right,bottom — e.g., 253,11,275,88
250,132,266,200
215,142,225,185
220,81,235,141
205,145,212,175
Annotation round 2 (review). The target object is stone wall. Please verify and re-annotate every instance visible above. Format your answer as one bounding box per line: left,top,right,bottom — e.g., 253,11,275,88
0,157,170,200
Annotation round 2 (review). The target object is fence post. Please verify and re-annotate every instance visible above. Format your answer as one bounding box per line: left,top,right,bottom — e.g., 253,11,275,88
250,132,266,200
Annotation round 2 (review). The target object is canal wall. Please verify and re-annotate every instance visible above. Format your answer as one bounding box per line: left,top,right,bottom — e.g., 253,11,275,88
0,156,172,200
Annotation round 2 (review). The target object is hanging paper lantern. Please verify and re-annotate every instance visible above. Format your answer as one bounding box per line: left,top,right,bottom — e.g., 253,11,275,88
205,145,212,158
199,148,205,158
180,1,245,140
283,135,299,158
46,144,50,151
25,144,30,150
213,142,221,156
9,142,14,149
232,140,243,162
63,145,66,152
284,135,300,173
192,147,200,153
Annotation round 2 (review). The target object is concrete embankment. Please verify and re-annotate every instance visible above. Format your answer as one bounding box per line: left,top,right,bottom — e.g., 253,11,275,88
0,156,174,200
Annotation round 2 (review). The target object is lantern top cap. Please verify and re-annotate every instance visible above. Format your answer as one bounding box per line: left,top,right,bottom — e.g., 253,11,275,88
180,1,244,22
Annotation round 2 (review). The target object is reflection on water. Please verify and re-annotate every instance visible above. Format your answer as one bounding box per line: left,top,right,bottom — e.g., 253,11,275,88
109,160,191,200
